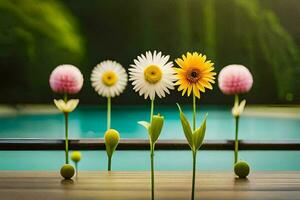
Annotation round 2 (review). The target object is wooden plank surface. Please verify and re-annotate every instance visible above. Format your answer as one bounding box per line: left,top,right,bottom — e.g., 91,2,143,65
0,171,300,200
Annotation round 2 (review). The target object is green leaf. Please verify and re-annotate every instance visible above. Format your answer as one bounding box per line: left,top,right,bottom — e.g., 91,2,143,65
149,114,164,143
193,114,207,151
138,121,150,130
176,103,193,149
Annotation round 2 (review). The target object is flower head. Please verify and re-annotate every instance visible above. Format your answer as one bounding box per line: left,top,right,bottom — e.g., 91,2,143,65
54,99,79,113
129,51,176,100
91,60,127,98
49,64,83,94
218,64,253,95
174,52,216,98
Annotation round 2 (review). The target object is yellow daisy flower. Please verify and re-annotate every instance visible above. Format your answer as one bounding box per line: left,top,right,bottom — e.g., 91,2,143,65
174,52,216,98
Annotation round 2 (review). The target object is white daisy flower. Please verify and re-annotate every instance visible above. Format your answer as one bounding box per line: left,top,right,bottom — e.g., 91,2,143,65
129,51,176,100
91,60,128,98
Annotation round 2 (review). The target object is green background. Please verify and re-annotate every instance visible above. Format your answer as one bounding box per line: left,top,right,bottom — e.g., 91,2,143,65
0,0,299,104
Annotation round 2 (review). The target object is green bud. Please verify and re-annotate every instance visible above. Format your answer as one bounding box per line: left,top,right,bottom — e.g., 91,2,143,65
149,114,164,144
232,100,246,117
234,161,250,178
71,151,81,163
104,129,120,158
193,114,207,151
60,164,75,179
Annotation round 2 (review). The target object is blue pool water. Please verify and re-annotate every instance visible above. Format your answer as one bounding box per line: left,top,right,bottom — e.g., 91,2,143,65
0,105,299,140
1,105,300,171
0,150,300,171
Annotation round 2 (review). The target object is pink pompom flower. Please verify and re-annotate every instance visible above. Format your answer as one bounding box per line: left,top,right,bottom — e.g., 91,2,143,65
218,64,253,95
49,64,84,94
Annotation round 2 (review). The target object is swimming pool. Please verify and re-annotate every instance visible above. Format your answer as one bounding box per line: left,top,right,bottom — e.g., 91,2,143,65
0,105,299,140
0,150,300,171
1,105,300,171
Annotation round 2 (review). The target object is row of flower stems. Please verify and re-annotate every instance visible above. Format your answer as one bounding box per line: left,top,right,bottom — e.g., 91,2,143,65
60,94,244,200
50,51,252,200
61,96,201,200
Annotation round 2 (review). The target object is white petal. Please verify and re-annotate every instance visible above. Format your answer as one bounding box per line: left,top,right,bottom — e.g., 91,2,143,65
90,60,128,98
128,51,176,100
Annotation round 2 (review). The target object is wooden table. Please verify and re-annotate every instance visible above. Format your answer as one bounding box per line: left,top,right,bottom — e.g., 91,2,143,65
0,171,299,200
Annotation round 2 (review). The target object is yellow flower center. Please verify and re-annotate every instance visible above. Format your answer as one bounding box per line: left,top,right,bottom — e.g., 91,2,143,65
102,71,118,86
186,68,201,83
144,65,162,84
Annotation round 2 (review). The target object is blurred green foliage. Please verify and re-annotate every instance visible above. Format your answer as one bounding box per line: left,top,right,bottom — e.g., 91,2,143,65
0,0,84,102
226,0,300,101
0,0,299,104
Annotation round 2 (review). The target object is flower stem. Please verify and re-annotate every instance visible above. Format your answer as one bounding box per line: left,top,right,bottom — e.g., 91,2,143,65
191,94,197,200
234,94,239,108
107,97,111,130
234,94,239,164
108,156,112,171
63,93,68,102
193,94,196,131
107,97,112,171
63,93,69,164
191,150,197,200
149,99,155,200
150,99,154,122
75,162,78,179
234,116,239,164
150,143,155,200
64,112,69,164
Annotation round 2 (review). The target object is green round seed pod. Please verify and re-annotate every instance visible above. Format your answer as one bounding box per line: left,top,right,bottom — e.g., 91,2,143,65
60,164,75,179
234,161,250,178
71,151,82,163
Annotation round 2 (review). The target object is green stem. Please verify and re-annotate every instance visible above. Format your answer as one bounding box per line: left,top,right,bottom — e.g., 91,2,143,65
191,151,197,200
75,162,78,178
234,116,239,164
150,99,155,200
108,156,112,171
191,94,197,200
63,93,68,102
106,97,112,171
150,143,155,200
64,112,69,164
193,94,196,131
234,94,239,164
150,99,154,122
107,97,111,130
234,94,239,107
